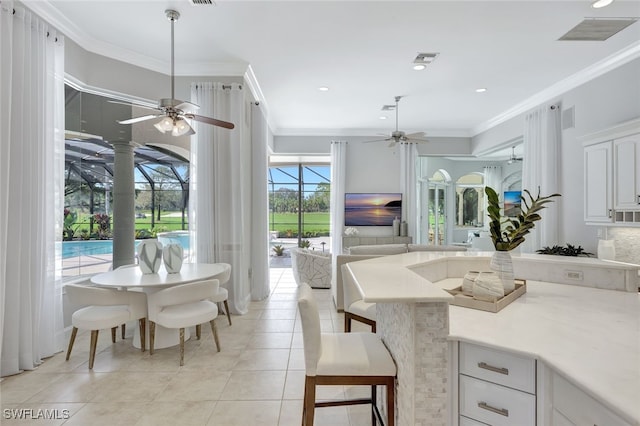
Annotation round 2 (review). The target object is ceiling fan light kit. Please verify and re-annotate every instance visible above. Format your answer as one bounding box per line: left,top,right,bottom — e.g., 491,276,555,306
117,9,234,136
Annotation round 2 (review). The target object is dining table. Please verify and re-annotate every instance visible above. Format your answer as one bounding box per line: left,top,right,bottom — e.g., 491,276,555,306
91,262,231,349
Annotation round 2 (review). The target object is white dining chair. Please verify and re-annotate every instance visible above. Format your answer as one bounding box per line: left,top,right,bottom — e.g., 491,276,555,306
65,283,148,369
210,264,232,326
297,284,396,425
147,279,221,366
114,263,139,338
342,264,376,332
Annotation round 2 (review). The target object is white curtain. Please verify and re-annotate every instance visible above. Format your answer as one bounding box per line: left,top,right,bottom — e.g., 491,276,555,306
190,82,250,314
399,142,418,239
250,102,269,301
0,1,65,376
483,165,502,230
521,104,562,252
330,141,347,257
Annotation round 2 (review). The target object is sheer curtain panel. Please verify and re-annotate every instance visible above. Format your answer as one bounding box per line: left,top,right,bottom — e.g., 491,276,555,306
330,141,347,257
399,142,418,239
521,104,562,253
0,1,65,376
190,83,251,314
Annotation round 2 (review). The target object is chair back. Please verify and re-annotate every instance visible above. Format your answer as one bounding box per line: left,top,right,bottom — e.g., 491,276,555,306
297,284,322,376
147,279,219,322
342,264,362,309
65,283,147,319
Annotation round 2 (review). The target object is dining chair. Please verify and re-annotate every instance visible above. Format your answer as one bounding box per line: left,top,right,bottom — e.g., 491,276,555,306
115,263,139,338
65,283,148,369
210,264,232,326
147,279,221,366
342,264,376,332
297,283,396,425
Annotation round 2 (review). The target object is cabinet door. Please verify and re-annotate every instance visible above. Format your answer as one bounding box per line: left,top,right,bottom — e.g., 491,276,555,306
552,408,576,426
584,141,613,222
614,135,640,210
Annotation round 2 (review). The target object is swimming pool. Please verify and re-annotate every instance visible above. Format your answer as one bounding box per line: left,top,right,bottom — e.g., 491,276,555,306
62,233,190,259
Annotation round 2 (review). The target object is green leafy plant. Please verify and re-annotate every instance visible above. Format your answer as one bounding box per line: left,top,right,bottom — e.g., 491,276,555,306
272,245,285,256
299,239,311,249
63,208,78,241
93,213,111,240
79,229,90,240
537,244,593,257
486,186,561,251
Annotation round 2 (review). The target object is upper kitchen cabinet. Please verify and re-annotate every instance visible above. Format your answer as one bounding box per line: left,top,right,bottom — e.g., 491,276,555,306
614,134,640,210
584,141,613,223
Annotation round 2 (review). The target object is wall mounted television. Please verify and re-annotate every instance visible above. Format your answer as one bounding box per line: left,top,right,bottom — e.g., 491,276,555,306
503,190,522,217
344,193,402,226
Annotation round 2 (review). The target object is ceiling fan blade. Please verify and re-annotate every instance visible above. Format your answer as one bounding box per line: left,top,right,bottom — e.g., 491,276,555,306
118,114,161,125
407,136,430,143
363,138,391,144
186,114,235,130
108,100,160,112
405,132,427,138
174,101,199,113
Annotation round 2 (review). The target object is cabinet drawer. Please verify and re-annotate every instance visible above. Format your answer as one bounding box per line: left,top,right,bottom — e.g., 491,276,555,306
460,375,536,426
460,343,535,393
553,373,630,426
459,415,490,425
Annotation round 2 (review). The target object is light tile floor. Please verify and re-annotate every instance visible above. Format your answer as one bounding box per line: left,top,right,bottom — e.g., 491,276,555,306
0,268,374,425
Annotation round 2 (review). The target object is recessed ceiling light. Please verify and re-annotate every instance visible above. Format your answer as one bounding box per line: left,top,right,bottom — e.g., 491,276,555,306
591,0,614,8
413,64,427,71
379,116,388,120
318,87,329,92
475,88,487,93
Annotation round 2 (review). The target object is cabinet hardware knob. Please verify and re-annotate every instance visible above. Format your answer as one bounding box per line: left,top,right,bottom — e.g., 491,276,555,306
478,402,509,417
608,209,612,218
637,194,639,205
478,362,509,375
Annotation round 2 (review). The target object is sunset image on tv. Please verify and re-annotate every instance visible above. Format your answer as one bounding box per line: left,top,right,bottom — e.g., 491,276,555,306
503,191,522,217
345,193,402,226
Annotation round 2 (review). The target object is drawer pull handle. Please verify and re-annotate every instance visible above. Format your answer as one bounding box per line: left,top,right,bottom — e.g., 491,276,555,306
478,402,509,417
478,362,509,375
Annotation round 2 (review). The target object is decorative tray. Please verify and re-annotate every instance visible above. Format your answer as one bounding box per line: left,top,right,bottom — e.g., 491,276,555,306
445,279,527,313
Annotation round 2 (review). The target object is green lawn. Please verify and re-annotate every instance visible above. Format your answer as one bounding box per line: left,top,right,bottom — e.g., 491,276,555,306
269,212,330,236
71,210,187,234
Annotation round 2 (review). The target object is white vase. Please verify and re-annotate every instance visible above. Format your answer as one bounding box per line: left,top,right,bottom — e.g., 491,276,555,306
163,243,184,273
462,271,479,296
489,251,515,295
137,241,163,274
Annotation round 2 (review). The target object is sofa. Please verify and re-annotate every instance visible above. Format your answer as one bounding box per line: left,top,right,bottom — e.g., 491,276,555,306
332,243,467,311
291,247,332,289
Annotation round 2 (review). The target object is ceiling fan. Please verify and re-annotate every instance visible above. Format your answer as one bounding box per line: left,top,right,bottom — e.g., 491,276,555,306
117,9,234,137
365,96,429,147
507,146,523,164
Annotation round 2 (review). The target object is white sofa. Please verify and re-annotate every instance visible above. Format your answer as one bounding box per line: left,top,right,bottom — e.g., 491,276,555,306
291,247,332,289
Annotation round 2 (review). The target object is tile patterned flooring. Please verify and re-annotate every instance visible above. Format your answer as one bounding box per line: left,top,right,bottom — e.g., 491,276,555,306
0,268,374,425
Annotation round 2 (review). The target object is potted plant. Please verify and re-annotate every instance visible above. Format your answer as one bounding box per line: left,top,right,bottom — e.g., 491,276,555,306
485,186,560,293
272,245,285,256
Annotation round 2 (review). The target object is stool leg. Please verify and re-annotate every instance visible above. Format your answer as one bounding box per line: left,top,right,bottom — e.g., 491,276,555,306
210,320,220,352
386,377,395,426
138,318,146,352
66,327,78,361
121,323,126,339
303,376,316,426
223,300,232,325
179,328,185,366
89,330,99,369
149,321,156,355
371,385,377,425
111,327,116,343
196,324,201,340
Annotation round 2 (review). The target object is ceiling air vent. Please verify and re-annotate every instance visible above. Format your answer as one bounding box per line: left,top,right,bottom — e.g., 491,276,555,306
381,104,396,111
558,18,638,41
189,0,216,5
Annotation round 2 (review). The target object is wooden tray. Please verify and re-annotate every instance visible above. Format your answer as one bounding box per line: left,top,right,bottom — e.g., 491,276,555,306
445,279,527,313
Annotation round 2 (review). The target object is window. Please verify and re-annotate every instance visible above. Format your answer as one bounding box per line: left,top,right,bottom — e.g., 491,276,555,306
455,173,484,227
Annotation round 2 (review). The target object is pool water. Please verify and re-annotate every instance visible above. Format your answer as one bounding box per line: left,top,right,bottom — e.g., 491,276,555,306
62,234,190,259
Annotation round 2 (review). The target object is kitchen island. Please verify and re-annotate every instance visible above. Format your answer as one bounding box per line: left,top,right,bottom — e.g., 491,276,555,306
344,251,640,426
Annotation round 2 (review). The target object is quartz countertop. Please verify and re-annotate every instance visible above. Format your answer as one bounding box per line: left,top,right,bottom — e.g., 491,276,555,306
346,251,640,424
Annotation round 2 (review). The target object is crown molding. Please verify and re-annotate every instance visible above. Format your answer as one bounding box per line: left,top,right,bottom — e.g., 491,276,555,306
472,41,640,136
274,128,472,137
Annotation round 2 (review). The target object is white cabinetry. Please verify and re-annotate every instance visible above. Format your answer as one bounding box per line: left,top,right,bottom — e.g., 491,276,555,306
584,141,613,223
551,373,631,426
614,135,640,211
459,343,536,426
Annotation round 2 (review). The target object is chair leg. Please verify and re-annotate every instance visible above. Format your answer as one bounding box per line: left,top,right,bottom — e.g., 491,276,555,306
121,323,126,339
371,385,377,425
386,377,395,426
371,322,376,333
138,318,146,352
196,324,201,340
89,330,99,369
223,300,232,326
303,376,316,426
111,326,117,343
179,328,185,366
66,327,78,361
149,321,156,355
210,319,220,352
344,313,352,332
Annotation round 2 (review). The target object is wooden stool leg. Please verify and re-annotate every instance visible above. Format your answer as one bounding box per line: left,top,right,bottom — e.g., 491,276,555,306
89,330,99,369
179,328,185,366
196,324,201,340
149,321,156,355
303,376,316,426
386,377,395,426
111,327,117,343
223,300,232,325
371,385,377,425
344,314,352,332
66,327,78,361
210,320,220,352
121,323,126,339
139,318,146,352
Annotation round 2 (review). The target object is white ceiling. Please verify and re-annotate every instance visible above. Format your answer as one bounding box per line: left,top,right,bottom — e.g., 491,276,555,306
25,0,640,137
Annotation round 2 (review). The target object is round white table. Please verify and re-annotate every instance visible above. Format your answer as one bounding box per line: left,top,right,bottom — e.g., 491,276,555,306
91,263,231,349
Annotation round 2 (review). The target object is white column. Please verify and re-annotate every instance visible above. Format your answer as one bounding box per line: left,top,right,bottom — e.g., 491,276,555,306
111,141,136,268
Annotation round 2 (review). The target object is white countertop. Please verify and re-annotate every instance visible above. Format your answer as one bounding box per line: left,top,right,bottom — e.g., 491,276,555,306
346,251,640,424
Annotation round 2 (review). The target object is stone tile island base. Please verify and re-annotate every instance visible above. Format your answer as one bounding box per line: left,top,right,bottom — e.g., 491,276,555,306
377,301,450,426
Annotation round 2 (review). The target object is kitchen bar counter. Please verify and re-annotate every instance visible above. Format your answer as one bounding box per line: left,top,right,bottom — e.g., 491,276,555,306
345,252,640,425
